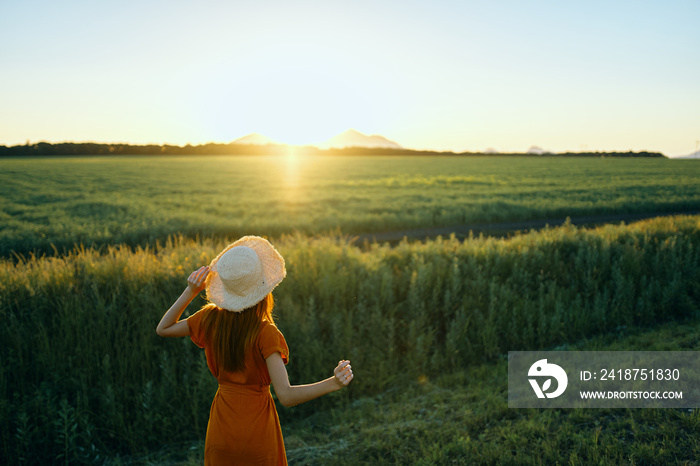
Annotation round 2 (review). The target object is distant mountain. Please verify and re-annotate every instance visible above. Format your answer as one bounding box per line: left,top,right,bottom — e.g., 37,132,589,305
317,129,402,149
675,150,700,159
526,145,548,155
232,133,277,145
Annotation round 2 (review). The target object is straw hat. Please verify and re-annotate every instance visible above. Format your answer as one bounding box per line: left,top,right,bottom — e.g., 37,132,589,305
205,236,286,312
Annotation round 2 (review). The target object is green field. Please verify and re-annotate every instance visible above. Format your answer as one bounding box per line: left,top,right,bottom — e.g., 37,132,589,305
2,154,700,464
2,214,699,464
281,316,700,465
101,316,700,465
1,155,699,257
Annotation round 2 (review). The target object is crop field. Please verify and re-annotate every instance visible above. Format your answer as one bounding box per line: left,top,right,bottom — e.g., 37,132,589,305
1,155,699,257
1,155,700,464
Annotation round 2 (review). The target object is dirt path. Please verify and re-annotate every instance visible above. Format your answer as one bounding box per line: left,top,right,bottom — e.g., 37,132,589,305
351,209,700,244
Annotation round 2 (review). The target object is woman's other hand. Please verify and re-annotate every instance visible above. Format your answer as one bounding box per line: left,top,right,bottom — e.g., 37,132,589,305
333,360,354,389
187,266,210,295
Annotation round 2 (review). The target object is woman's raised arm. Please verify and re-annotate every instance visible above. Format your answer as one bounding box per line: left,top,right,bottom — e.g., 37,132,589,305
156,266,209,337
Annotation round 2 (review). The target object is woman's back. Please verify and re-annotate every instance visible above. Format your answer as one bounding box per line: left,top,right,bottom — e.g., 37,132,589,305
188,307,289,384
188,307,290,465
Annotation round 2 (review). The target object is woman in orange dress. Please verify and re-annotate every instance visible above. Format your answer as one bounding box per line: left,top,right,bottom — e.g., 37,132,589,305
156,236,354,465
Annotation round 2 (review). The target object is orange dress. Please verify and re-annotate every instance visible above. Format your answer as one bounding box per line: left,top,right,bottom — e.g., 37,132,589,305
187,308,289,465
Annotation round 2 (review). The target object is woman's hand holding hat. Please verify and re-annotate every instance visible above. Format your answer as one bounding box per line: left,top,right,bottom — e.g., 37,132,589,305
156,266,210,338
187,266,210,295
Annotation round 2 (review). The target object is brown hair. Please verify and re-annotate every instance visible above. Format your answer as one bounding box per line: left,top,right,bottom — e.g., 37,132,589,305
199,293,275,373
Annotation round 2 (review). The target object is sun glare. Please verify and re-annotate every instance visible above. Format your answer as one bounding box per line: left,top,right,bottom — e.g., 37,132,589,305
282,145,302,204
194,45,379,146
246,74,371,146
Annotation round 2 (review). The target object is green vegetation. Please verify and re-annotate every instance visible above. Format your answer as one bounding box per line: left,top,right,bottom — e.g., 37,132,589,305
2,154,699,463
1,155,699,257
280,318,700,465
1,215,698,464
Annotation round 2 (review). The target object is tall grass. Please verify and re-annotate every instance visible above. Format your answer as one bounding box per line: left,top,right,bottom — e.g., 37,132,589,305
2,155,699,257
283,317,700,465
1,216,699,463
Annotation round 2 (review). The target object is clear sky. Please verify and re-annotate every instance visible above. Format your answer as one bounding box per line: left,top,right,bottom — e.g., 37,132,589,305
1,0,699,155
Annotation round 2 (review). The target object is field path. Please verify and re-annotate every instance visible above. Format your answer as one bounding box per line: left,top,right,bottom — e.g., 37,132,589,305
351,209,700,244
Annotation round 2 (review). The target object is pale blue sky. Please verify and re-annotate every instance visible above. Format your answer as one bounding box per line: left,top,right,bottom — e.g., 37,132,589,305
1,0,698,155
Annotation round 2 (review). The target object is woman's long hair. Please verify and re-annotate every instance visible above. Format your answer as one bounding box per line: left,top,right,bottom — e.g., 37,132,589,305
199,293,275,373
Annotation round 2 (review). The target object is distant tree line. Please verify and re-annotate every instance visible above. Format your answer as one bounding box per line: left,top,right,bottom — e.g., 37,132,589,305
0,142,291,157
0,141,666,158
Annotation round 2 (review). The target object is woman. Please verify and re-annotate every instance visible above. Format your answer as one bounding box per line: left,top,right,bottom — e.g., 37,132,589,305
156,236,353,465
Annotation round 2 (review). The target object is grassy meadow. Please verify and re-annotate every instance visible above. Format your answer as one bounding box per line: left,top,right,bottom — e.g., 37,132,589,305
1,155,700,257
104,316,700,465
281,316,700,465
2,154,700,464
1,212,699,464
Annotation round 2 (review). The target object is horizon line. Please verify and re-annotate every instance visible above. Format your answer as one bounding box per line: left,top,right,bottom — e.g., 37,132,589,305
3,127,694,157
0,139,676,157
